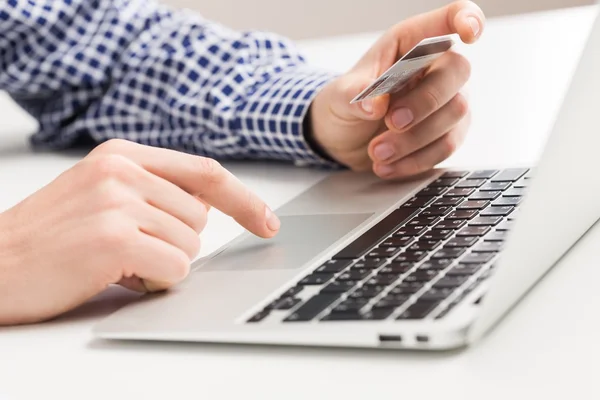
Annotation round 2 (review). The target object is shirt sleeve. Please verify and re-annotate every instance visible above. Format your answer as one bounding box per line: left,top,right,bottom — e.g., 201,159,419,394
0,0,342,168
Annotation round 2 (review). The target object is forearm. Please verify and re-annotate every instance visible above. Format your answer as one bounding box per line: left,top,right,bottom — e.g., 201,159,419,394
0,0,341,167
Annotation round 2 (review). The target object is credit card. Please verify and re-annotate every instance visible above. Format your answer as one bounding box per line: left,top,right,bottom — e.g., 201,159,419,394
350,34,457,103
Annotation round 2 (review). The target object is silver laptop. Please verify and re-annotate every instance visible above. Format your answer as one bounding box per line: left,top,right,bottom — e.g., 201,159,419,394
93,10,600,350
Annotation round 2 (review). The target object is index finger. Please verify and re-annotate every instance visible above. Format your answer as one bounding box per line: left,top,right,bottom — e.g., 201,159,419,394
92,140,280,239
393,1,485,54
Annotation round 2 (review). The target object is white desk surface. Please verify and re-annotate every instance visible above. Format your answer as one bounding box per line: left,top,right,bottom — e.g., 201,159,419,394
1,5,599,399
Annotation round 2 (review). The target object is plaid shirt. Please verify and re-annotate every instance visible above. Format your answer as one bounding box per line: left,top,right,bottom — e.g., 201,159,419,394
0,0,340,168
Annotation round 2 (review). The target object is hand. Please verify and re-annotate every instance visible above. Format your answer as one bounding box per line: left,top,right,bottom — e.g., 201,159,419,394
0,139,280,326
310,0,485,179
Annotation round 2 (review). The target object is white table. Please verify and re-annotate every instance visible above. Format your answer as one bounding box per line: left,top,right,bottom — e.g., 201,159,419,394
1,5,599,399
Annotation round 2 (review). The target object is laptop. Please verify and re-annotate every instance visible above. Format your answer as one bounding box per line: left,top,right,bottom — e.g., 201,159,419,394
93,10,600,350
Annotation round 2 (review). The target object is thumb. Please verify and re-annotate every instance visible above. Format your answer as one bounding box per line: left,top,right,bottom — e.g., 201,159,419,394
333,73,390,122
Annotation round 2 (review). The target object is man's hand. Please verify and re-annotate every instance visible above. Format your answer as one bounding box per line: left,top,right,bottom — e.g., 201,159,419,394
0,139,280,326
310,1,485,179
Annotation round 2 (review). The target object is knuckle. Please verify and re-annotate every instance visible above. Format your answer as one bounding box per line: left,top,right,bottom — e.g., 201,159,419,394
96,179,134,211
423,85,443,112
95,211,135,250
196,157,225,186
90,138,131,156
449,52,472,82
442,133,459,156
450,93,469,119
406,156,424,177
86,154,134,182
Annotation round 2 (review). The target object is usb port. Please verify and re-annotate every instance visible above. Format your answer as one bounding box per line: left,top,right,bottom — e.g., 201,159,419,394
378,334,402,342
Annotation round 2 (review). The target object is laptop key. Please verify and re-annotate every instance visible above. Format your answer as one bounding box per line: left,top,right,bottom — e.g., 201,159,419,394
403,196,436,208
491,168,528,182
365,275,400,287
469,191,501,201
363,308,396,320
394,225,427,237
408,216,441,226
404,270,440,282
461,253,495,264
422,229,453,240
457,200,489,210
480,182,511,191
433,276,468,289
445,236,479,248
333,207,419,259
496,221,514,231
337,270,372,282
349,287,385,299
420,206,452,217
446,264,483,276
352,258,387,269
433,197,463,206
469,216,502,226
270,297,302,310
467,170,499,179
513,178,528,188
442,171,469,178
472,241,503,252
373,295,410,309
433,219,467,230
455,179,486,188
419,259,452,270
299,273,335,285
419,288,454,301
457,226,491,237
493,197,522,206
381,236,415,247
321,311,363,321
446,210,478,220
416,186,448,197
397,300,441,319
485,231,508,241
380,264,413,274
431,248,466,259
315,260,353,273
430,178,459,187
280,286,303,298
321,281,356,293
366,246,402,258
284,294,341,322
481,206,514,217
390,282,425,294
331,298,369,313
503,187,525,197
408,240,443,251
394,250,428,262
248,309,270,323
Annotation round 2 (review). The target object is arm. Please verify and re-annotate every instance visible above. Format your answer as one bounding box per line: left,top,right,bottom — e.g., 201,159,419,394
0,0,340,167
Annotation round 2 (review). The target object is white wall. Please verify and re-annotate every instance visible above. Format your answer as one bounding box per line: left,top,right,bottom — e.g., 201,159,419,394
160,0,592,39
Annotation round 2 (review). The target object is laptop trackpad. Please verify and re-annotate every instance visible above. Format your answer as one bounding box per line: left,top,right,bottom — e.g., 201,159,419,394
199,213,373,271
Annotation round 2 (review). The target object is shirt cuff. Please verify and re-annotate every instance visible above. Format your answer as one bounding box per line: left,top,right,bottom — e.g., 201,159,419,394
237,64,344,169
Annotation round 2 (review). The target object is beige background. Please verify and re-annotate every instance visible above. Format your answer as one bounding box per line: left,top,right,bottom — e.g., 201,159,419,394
160,0,592,39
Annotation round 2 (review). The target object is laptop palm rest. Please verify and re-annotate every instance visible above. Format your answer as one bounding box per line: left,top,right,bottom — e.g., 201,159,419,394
199,214,373,272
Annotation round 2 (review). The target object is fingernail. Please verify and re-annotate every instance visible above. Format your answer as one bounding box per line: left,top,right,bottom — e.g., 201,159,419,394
392,108,413,130
373,143,395,161
376,164,395,177
265,206,280,231
362,98,373,114
468,16,480,37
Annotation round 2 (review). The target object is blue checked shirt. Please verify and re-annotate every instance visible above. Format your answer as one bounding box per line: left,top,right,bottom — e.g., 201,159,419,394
0,0,341,168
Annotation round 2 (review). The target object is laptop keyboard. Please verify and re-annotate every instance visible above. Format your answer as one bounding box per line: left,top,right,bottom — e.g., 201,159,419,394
247,168,531,324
